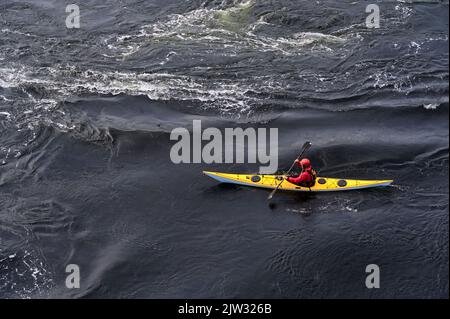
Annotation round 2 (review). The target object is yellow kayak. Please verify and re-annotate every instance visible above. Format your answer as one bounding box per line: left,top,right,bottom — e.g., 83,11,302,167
203,171,393,192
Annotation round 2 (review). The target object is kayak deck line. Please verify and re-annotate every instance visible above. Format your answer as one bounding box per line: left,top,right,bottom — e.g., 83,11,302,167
203,171,394,192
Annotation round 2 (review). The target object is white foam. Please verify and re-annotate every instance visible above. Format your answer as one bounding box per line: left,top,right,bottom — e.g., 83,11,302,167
423,103,439,110
0,63,283,123
1,28,35,37
101,2,348,58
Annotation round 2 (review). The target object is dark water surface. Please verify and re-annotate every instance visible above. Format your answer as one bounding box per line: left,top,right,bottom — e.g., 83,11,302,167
0,0,448,298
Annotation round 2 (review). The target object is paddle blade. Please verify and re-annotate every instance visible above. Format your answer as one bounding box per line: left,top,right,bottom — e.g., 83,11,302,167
301,141,312,155
267,176,285,200
267,189,276,200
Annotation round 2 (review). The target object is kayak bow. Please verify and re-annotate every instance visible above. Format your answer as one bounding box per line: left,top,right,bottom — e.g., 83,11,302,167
203,171,393,192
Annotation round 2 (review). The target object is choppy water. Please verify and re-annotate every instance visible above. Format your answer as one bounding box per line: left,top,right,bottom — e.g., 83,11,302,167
0,0,448,298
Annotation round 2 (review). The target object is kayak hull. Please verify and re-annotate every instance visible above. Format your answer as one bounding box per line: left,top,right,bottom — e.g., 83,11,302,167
203,171,393,192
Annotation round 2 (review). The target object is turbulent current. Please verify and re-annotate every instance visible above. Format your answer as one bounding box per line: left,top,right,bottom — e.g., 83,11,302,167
0,0,448,298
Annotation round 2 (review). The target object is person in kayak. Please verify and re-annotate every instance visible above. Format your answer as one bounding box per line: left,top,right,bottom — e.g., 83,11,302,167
286,158,317,188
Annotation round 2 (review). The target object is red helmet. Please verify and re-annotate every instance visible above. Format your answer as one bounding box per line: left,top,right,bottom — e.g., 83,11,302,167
300,158,311,168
